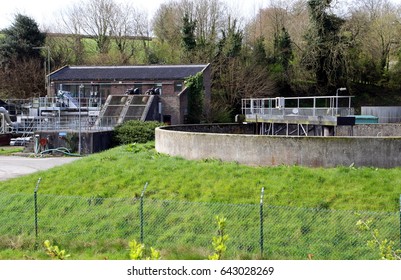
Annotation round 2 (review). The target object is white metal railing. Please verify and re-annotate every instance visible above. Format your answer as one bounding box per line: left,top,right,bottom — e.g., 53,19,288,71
12,116,119,133
6,97,104,110
242,96,354,117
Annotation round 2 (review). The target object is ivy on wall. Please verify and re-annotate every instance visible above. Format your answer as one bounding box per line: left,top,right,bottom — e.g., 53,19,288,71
185,72,204,124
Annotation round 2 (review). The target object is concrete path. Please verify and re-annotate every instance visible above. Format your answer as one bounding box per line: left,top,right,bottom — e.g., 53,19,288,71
0,156,81,181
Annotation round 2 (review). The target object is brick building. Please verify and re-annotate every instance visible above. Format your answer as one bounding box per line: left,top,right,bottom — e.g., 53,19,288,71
48,64,211,124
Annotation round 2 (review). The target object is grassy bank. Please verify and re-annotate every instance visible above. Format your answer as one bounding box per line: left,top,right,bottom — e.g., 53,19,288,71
0,146,23,155
0,143,400,211
0,143,400,260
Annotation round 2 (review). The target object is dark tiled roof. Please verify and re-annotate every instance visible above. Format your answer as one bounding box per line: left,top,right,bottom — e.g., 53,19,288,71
50,65,208,81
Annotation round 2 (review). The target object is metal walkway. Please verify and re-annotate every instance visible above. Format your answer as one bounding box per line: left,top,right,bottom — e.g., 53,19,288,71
242,96,354,136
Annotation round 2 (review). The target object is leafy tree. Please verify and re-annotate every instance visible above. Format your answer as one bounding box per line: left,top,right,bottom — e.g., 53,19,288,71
302,0,348,91
211,18,276,122
0,14,45,66
217,17,243,59
274,27,293,71
182,13,197,52
181,13,197,62
0,14,46,98
252,36,269,66
268,27,294,85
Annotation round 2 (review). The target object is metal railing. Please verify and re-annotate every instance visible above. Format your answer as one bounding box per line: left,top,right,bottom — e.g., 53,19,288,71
12,116,119,133
242,96,354,117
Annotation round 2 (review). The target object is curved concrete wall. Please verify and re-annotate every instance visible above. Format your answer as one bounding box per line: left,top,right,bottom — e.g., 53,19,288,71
155,124,401,168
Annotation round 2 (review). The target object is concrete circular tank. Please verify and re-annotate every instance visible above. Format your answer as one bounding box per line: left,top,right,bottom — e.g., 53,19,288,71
155,123,401,168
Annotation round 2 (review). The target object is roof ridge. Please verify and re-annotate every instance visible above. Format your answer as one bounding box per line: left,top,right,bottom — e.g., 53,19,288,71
69,64,208,69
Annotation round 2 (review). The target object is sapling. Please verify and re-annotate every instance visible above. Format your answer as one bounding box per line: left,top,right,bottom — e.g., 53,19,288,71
208,216,229,260
356,218,401,260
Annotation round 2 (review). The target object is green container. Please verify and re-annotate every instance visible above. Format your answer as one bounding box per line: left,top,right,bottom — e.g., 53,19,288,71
354,115,379,124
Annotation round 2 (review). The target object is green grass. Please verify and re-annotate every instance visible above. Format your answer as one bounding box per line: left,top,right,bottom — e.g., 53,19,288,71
0,142,400,260
0,146,23,155
0,142,400,211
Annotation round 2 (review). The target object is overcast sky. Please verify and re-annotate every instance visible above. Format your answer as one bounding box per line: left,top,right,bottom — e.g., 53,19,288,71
0,0,269,30
3,0,401,31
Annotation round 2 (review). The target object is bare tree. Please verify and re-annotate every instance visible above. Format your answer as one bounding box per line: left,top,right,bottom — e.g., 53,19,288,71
152,1,184,62
0,57,44,98
350,0,401,81
110,3,149,64
55,0,116,55
246,0,309,54
54,0,152,64
193,0,225,43
51,4,87,65
152,0,228,63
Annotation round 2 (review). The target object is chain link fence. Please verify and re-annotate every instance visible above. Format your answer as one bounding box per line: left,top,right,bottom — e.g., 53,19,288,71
0,185,399,259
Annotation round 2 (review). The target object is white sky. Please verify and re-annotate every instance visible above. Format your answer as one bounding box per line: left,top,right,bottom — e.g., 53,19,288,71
0,0,269,31
3,0,401,31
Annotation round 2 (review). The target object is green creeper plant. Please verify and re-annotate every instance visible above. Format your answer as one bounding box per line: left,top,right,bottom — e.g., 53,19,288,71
129,240,160,260
356,218,401,260
208,216,229,260
43,240,70,260
185,72,204,124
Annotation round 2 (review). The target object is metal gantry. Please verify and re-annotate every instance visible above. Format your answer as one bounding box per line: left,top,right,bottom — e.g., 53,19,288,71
242,96,354,137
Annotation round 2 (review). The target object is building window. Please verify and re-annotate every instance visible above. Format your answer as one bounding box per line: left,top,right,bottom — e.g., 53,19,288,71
174,81,183,93
163,115,171,125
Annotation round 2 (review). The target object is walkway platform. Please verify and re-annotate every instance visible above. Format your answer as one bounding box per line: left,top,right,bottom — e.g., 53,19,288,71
242,96,355,136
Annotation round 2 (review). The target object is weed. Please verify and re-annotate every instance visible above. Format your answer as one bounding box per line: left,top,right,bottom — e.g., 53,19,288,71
129,240,160,260
43,240,70,260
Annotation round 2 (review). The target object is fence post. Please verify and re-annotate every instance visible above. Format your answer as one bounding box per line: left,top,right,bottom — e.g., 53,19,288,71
140,182,148,244
399,194,401,249
34,178,41,248
260,187,265,258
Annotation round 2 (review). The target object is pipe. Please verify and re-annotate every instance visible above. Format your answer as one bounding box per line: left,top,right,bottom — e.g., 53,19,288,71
39,147,81,157
0,107,17,127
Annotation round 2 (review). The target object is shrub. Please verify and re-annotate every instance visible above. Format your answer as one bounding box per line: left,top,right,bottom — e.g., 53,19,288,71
113,120,163,145
43,240,70,260
129,240,160,260
356,218,401,260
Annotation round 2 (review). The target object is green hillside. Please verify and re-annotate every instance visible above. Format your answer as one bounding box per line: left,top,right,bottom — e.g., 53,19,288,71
0,143,400,260
1,142,400,211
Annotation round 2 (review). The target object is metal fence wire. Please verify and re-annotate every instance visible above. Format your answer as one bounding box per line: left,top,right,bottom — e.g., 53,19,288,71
0,187,399,260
